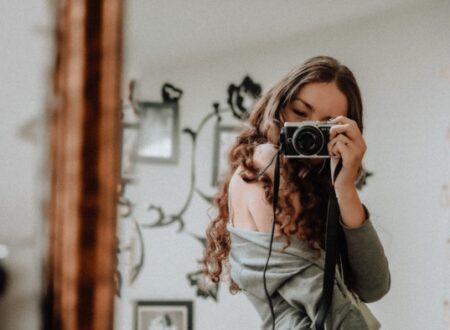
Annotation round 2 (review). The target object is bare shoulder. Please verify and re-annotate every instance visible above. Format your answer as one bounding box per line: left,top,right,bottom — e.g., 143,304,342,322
227,144,279,232
253,143,278,174
229,165,274,232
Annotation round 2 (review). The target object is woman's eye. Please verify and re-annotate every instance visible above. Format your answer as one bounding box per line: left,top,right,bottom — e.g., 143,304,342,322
293,109,307,117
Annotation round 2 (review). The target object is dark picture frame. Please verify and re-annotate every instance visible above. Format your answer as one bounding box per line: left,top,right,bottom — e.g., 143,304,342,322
135,300,193,330
136,101,179,164
211,125,241,186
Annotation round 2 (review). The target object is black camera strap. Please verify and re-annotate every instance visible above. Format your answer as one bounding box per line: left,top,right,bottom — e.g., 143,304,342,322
314,159,343,330
262,149,281,330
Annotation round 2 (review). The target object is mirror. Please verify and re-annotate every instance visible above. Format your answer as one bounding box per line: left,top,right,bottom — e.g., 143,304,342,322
3,0,124,328
115,1,450,329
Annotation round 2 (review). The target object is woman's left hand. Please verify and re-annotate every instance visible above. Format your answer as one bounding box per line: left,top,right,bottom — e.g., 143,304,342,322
328,116,366,191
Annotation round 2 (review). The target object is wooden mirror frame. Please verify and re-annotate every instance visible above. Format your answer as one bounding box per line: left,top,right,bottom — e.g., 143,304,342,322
44,1,124,329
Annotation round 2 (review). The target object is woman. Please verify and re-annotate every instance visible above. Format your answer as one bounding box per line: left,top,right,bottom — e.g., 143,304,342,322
203,56,390,329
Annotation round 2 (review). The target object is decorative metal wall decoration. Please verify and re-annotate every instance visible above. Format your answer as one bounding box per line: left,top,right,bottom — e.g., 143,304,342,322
116,164,146,297
355,169,373,190
227,75,262,120
139,96,247,301
186,261,219,301
118,181,145,281
115,81,183,295
143,102,232,233
162,83,183,103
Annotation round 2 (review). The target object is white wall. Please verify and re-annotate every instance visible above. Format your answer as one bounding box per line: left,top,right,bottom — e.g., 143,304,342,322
0,1,51,330
118,1,450,329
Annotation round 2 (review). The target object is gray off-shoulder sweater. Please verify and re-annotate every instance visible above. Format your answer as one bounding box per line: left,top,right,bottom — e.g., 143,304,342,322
227,217,390,330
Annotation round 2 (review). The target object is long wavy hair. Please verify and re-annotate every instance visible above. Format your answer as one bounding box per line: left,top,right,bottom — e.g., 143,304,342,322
202,56,364,293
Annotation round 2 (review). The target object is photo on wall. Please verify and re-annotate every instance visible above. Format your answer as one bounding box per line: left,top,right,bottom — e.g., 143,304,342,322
137,101,179,164
211,125,242,186
135,300,193,330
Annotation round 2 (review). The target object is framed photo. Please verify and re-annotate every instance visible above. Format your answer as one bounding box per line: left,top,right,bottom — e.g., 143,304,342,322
136,101,179,163
212,125,241,186
135,300,193,330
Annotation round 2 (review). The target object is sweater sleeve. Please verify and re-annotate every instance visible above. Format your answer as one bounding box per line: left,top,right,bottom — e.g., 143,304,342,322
340,208,391,303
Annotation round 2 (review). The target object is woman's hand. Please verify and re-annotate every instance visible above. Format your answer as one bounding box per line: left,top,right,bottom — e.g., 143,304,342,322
327,115,366,191
327,116,367,228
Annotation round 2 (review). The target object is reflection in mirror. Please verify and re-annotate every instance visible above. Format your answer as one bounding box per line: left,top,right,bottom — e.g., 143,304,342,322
115,1,450,329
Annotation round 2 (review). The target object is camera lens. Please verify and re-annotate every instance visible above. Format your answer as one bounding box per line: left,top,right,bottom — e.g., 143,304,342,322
292,125,324,156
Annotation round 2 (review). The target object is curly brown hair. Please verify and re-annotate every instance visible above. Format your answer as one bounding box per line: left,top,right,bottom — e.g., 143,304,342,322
202,56,364,293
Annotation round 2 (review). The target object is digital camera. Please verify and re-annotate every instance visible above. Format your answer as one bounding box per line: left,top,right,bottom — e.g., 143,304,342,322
280,120,335,158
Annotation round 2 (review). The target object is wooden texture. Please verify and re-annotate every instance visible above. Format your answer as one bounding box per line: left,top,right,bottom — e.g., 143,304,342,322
45,0,123,329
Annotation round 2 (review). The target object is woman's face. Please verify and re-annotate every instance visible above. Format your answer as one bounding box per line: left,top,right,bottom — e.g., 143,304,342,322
282,81,348,123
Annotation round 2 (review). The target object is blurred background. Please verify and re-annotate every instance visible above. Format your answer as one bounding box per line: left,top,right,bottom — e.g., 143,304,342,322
0,1,51,329
1,0,450,329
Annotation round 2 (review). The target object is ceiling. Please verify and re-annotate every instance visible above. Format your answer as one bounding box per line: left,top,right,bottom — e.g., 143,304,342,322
124,0,426,68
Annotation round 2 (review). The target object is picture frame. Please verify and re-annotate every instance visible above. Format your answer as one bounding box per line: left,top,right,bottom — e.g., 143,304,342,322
135,300,193,330
136,101,179,164
211,125,241,186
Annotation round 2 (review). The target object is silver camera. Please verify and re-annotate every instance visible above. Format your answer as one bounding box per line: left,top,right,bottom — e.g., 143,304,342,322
280,120,336,158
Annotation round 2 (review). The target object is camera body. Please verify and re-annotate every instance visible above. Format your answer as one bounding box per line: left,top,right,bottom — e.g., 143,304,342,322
280,120,335,158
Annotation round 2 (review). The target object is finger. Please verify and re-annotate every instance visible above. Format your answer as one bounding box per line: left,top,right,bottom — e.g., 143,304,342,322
330,140,364,170
329,135,347,155
330,125,366,150
329,140,351,157
330,116,360,138
333,115,357,126
329,124,356,140
329,133,352,147
329,134,360,154
330,133,364,155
